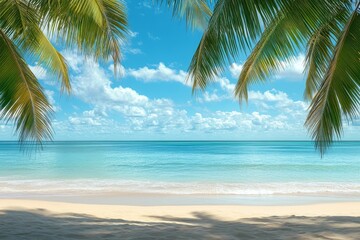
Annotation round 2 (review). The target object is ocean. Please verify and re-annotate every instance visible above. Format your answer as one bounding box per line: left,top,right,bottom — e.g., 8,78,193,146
0,141,359,205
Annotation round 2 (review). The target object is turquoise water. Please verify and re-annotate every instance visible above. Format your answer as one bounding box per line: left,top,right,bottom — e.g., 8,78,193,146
0,141,359,197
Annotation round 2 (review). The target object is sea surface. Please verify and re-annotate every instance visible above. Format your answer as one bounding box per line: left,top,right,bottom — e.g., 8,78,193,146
0,141,359,205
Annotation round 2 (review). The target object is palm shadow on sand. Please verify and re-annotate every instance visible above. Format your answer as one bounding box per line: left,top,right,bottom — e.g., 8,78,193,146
0,209,359,239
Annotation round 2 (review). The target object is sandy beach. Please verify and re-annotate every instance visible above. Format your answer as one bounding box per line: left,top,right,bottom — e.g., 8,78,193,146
0,199,359,239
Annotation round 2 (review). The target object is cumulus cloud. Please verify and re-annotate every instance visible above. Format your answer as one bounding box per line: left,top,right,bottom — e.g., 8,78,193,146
71,59,149,108
248,89,308,117
229,63,243,78
63,53,189,134
199,91,224,103
276,55,305,80
214,77,235,93
127,63,238,97
108,64,126,77
29,64,59,87
56,51,309,139
229,55,305,81
62,50,84,72
128,62,189,86
248,89,289,102
189,110,291,133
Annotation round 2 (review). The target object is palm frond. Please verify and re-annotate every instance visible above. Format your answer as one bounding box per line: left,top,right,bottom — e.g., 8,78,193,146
188,0,285,92
33,29,71,93
189,0,344,96
0,29,53,144
0,0,70,93
304,5,350,100
234,13,304,102
234,0,345,103
305,3,360,155
157,0,212,29
304,27,334,100
31,0,128,71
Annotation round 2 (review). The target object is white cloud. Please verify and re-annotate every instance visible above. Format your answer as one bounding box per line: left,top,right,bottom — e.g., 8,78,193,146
69,116,102,126
188,110,291,133
229,63,243,78
57,51,309,139
282,55,305,73
29,65,47,80
108,64,126,77
229,55,305,81
72,60,148,107
44,90,60,112
128,63,189,86
116,29,142,56
62,50,83,72
127,64,236,97
275,55,305,80
214,77,235,93
248,89,308,117
199,91,223,103
64,53,189,134
248,89,289,102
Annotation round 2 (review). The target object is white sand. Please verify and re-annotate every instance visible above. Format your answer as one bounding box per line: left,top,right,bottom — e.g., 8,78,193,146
0,199,359,239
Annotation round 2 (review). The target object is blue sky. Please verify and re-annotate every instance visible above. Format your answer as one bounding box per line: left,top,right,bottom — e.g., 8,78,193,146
1,0,359,141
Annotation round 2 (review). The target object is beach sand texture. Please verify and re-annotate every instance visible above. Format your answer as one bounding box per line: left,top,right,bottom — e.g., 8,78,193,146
0,200,359,239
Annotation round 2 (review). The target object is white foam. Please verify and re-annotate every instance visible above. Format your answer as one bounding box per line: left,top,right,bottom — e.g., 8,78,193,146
0,179,360,196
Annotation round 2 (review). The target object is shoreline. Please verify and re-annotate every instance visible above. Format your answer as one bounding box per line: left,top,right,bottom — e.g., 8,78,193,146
1,199,360,220
0,199,359,239
2,192,360,206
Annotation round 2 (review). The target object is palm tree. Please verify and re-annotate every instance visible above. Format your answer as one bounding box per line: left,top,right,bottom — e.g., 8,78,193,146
162,0,360,154
0,0,127,146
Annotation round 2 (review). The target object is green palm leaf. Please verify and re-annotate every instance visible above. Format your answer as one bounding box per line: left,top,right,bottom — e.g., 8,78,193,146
0,0,128,145
234,0,343,103
304,5,350,100
158,0,212,29
304,26,334,100
234,13,305,102
0,0,70,92
32,0,128,71
0,29,53,145
305,3,360,155
188,0,286,92
34,29,71,92
188,0,339,93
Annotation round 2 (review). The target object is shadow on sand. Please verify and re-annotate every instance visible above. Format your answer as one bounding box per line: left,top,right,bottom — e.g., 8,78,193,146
0,209,359,239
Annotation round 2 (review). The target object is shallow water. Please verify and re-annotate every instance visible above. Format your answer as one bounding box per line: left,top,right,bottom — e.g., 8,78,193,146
0,141,359,202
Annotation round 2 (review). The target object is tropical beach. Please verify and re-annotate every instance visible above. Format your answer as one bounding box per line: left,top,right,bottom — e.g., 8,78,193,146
1,0,360,239
0,141,360,239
